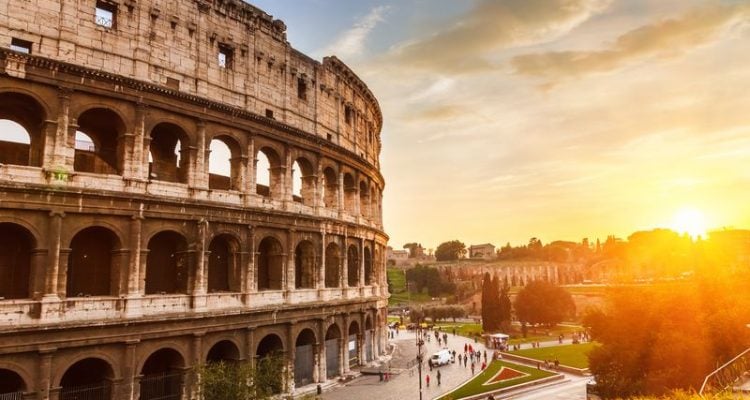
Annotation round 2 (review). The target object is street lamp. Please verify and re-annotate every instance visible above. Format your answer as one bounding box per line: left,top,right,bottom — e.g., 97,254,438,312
416,319,424,400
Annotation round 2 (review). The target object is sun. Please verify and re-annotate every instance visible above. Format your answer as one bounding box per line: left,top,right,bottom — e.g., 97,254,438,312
670,207,707,239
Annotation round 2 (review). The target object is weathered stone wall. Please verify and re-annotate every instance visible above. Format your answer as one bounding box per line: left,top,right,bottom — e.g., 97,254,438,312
0,0,382,167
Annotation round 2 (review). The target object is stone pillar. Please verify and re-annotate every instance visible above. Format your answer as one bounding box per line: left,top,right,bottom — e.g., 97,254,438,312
131,103,148,180
49,88,72,170
318,231,326,291
231,155,248,191
245,226,256,300
37,348,54,400
269,166,286,200
30,249,48,301
126,213,144,318
337,170,345,217
190,333,204,397
341,314,350,373
246,138,256,196
359,238,365,288
286,323,295,393
192,219,209,310
44,211,64,299
341,237,348,290
284,147,293,204
245,327,256,364
317,319,327,381
56,248,72,297
357,333,364,366
122,340,139,400
191,120,208,189
312,342,321,383
285,229,295,301
138,248,150,294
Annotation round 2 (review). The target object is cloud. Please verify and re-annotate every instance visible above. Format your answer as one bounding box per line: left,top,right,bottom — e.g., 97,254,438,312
511,3,750,82
320,6,390,60
387,0,609,74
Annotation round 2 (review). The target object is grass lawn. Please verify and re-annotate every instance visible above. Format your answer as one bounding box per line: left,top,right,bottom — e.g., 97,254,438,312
438,360,556,400
434,322,483,338
387,268,431,305
509,342,598,369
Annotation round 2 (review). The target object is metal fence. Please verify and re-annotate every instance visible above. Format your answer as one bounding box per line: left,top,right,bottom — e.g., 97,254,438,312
325,339,340,379
139,371,183,400
60,382,111,400
700,347,750,395
295,344,314,387
0,392,23,400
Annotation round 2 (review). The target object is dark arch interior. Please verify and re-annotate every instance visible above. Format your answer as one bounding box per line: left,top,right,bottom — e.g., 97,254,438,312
0,92,46,167
140,348,185,400
149,123,187,183
0,223,33,299
206,340,240,363
296,329,316,347
74,108,125,175
325,324,341,340
294,241,315,289
67,226,118,297
349,321,360,336
322,167,338,208
60,358,113,400
257,237,283,291
325,243,340,288
256,334,283,358
343,173,356,214
0,369,25,394
365,316,373,330
347,245,359,287
208,235,236,293
145,231,188,295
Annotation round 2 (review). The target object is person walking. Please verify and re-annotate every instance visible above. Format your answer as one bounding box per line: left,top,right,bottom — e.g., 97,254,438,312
471,362,475,375
426,374,430,387
437,370,442,386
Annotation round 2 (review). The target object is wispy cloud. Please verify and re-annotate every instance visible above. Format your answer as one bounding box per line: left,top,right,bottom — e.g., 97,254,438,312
319,5,390,61
386,0,610,74
511,3,750,83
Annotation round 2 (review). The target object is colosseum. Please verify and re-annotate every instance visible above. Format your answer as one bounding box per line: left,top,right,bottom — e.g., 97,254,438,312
0,0,388,398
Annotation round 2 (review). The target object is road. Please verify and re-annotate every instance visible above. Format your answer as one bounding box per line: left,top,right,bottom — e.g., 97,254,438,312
321,329,588,400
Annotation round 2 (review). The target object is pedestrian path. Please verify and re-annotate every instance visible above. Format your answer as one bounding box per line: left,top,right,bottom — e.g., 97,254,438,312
322,329,495,400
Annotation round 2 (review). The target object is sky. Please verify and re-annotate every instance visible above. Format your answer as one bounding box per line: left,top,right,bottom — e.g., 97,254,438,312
6,1,749,251
246,0,750,250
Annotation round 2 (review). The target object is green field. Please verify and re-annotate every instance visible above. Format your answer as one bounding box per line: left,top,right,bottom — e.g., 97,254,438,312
434,322,484,338
387,268,431,305
509,342,597,369
438,360,556,400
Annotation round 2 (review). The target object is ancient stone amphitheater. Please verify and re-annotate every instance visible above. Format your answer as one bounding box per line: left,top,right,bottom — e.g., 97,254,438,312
0,0,388,398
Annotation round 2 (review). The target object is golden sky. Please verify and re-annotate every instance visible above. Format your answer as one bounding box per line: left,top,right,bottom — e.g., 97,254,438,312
288,0,750,249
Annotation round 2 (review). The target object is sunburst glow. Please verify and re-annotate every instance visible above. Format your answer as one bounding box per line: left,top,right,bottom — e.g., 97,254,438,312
671,208,707,239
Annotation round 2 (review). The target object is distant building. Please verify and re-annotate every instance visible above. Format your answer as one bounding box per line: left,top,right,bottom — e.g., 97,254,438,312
387,246,409,261
469,243,496,260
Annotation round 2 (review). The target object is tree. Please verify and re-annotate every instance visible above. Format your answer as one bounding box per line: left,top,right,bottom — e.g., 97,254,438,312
435,240,466,261
405,264,454,296
481,273,503,332
403,242,421,258
194,355,285,400
497,278,512,331
514,280,575,327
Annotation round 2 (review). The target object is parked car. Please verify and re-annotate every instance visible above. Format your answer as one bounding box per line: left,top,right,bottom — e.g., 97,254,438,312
430,349,452,366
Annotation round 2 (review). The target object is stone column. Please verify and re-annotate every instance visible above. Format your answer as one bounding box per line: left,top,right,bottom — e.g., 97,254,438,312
337,170,345,217
37,348,54,400
231,155,248,191
317,319,327,381
341,314,350,373
284,147,293,204
44,211,64,299
285,229,296,302
192,219,209,310
341,237,348,290
246,138,256,196
244,226,256,301
190,120,208,189
127,214,144,295
318,231,326,291
39,119,58,170
359,238,366,288
122,340,139,400
286,323,295,393
29,249,48,301
312,342,321,383
131,103,148,180
245,327,256,367
48,88,72,171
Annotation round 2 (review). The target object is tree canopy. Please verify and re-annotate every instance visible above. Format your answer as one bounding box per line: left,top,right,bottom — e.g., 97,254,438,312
435,240,466,261
514,280,575,326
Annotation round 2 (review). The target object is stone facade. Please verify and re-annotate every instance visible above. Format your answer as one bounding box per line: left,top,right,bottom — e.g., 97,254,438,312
468,243,496,260
0,0,388,399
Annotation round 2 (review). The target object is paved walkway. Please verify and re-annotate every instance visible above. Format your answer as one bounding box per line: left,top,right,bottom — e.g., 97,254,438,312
322,329,494,400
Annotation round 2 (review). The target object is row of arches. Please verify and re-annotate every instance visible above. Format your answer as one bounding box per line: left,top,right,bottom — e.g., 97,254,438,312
0,319,377,399
0,91,382,219
0,222,378,300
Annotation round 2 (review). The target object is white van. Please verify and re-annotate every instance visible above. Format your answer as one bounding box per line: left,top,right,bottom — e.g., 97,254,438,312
430,349,452,366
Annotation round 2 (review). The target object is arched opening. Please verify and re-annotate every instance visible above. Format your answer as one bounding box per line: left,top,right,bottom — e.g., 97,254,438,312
208,136,241,191
322,167,338,209
145,231,188,295
343,173,356,214
325,324,341,379
206,340,240,363
324,243,340,288
149,123,188,183
207,235,239,293
256,334,284,395
347,245,359,287
292,158,315,206
348,321,360,367
60,358,114,400
0,92,46,167
257,237,283,291
0,223,34,300
371,187,380,220
294,241,315,289
364,247,373,286
294,329,316,387
66,227,119,297
359,181,370,218
74,108,126,175
0,369,26,396
140,348,185,400
255,147,281,198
